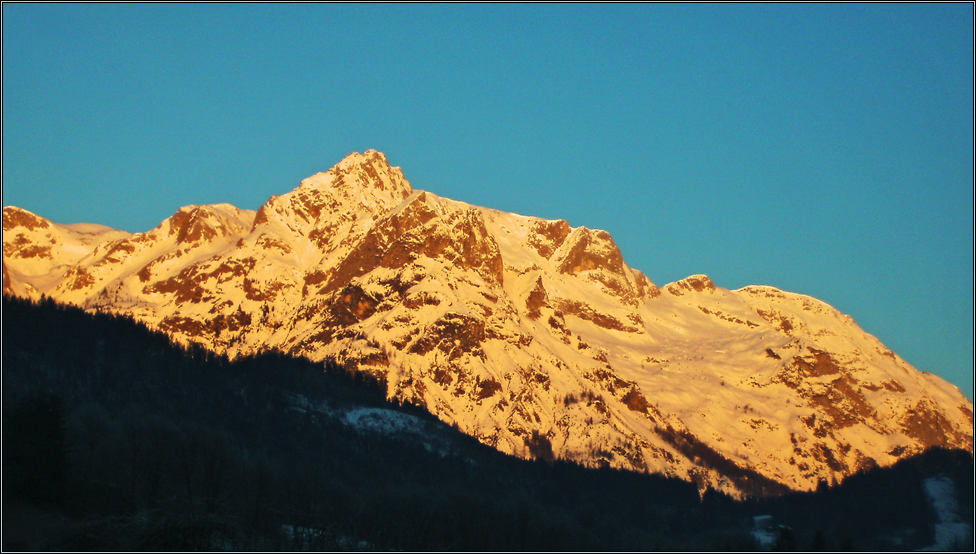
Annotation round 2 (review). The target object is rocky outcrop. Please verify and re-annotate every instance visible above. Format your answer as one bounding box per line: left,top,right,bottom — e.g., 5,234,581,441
3,206,52,232
666,274,716,295
527,219,571,259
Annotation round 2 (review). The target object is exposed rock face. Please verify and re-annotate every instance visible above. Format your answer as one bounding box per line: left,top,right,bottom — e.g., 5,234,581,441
4,149,972,498
553,227,625,276
167,205,253,245
666,274,717,295
3,207,51,232
525,276,548,319
2,262,14,296
527,219,571,259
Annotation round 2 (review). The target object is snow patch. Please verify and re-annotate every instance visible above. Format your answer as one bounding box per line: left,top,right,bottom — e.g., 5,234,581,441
920,475,972,551
343,407,458,457
343,407,427,436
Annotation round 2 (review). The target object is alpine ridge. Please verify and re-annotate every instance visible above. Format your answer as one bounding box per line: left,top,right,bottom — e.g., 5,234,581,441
4,150,972,497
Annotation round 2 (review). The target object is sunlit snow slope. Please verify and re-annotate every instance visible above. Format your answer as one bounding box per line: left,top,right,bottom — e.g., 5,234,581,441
4,150,972,497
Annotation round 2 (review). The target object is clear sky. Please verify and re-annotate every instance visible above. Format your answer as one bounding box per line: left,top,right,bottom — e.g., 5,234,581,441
3,4,973,399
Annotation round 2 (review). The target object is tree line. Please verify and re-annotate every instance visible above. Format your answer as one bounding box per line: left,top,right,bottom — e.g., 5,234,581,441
2,295,971,550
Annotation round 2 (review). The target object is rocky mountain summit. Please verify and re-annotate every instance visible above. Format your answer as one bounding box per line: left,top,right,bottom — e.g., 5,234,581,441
4,150,972,497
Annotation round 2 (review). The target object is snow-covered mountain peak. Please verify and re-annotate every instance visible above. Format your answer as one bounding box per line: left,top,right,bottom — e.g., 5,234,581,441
299,150,412,202
335,149,397,173
250,151,413,246
4,150,972,498
160,204,256,245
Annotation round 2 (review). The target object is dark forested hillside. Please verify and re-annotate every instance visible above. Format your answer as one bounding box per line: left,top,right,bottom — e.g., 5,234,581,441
2,296,972,551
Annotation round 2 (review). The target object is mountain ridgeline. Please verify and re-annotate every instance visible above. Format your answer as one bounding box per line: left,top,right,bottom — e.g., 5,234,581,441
3,296,973,551
3,150,972,498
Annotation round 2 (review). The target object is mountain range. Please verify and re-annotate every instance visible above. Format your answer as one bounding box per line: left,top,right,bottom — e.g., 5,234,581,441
3,149,972,497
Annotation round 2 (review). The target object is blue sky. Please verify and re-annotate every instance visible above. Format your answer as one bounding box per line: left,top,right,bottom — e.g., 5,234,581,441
3,4,973,399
